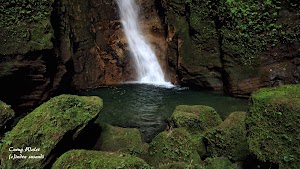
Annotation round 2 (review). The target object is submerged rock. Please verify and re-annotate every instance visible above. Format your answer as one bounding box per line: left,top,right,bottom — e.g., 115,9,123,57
246,84,300,169
169,105,222,133
204,111,249,162
0,100,15,131
148,128,200,167
0,94,103,169
52,150,150,169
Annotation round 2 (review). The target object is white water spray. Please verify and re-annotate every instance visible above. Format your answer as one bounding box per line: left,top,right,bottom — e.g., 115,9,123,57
116,0,173,87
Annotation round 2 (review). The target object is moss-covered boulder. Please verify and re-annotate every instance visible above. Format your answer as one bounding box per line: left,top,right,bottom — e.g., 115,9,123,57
148,128,200,167
52,150,150,169
169,105,222,133
0,101,15,131
204,157,238,169
246,84,300,169
97,124,148,156
204,112,249,162
0,94,103,169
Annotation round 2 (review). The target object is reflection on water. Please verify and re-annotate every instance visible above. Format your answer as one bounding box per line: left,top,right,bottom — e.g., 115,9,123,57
78,84,249,141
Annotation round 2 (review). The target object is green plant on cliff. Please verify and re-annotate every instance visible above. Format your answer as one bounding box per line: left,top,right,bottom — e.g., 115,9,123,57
204,0,300,66
0,0,52,27
0,0,54,54
220,0,280,65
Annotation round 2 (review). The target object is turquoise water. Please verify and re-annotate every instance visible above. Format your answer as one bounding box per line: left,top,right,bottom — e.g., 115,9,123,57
78,84,249,141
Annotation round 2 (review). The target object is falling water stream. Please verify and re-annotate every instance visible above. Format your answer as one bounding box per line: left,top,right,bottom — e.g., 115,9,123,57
116,0,172,86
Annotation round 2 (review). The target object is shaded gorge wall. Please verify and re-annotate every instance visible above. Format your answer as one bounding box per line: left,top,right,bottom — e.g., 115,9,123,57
161,0,300,95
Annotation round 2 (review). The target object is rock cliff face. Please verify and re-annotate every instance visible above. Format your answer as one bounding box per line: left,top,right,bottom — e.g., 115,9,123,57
0,0,299,111
0,0,169,112
161,0,300,94
0,0,60,112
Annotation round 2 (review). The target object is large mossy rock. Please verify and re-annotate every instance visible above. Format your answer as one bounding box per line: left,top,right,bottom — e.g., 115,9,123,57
52,150,150,169
170,105,222,133
0,94,103,169
98,124,148,158
204,112,249,162
148,128,200,167
0,101,15,131
246,84,300,169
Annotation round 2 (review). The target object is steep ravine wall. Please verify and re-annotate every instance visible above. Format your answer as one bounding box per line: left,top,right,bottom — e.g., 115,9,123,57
161,0,300,95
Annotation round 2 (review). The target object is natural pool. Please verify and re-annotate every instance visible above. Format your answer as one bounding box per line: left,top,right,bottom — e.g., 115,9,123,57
78,84,249,142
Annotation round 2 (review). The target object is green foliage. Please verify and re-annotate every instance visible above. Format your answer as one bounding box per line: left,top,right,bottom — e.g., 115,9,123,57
217,0,299,65
52,150,150,169
0,95,103,169
0,101,15,129
0,0,52,27
173,0,300,66
0,0,54,55
0,132,11,151
246,84,300,169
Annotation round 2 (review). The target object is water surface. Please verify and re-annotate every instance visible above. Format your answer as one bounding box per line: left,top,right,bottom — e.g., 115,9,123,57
78,84,249,141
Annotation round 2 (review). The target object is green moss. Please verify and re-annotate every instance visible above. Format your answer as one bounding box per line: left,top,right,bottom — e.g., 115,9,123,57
0,0,53,27
190,133,207,158
0,94,103,169
218,0,300,66
0,59,21,76
125,143,149,161
204,157,238,169
0,0,54,55
246,84,300,169
158,162,205,169
0,101,15,129
99,124,143,153
52,150,150,169
204,112,249,162
97,125,148,160
170,105,222,133
148,128,200,167
172,16,192,65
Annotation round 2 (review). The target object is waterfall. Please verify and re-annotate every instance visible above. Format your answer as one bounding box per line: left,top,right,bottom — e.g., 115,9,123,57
116,0,173,87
